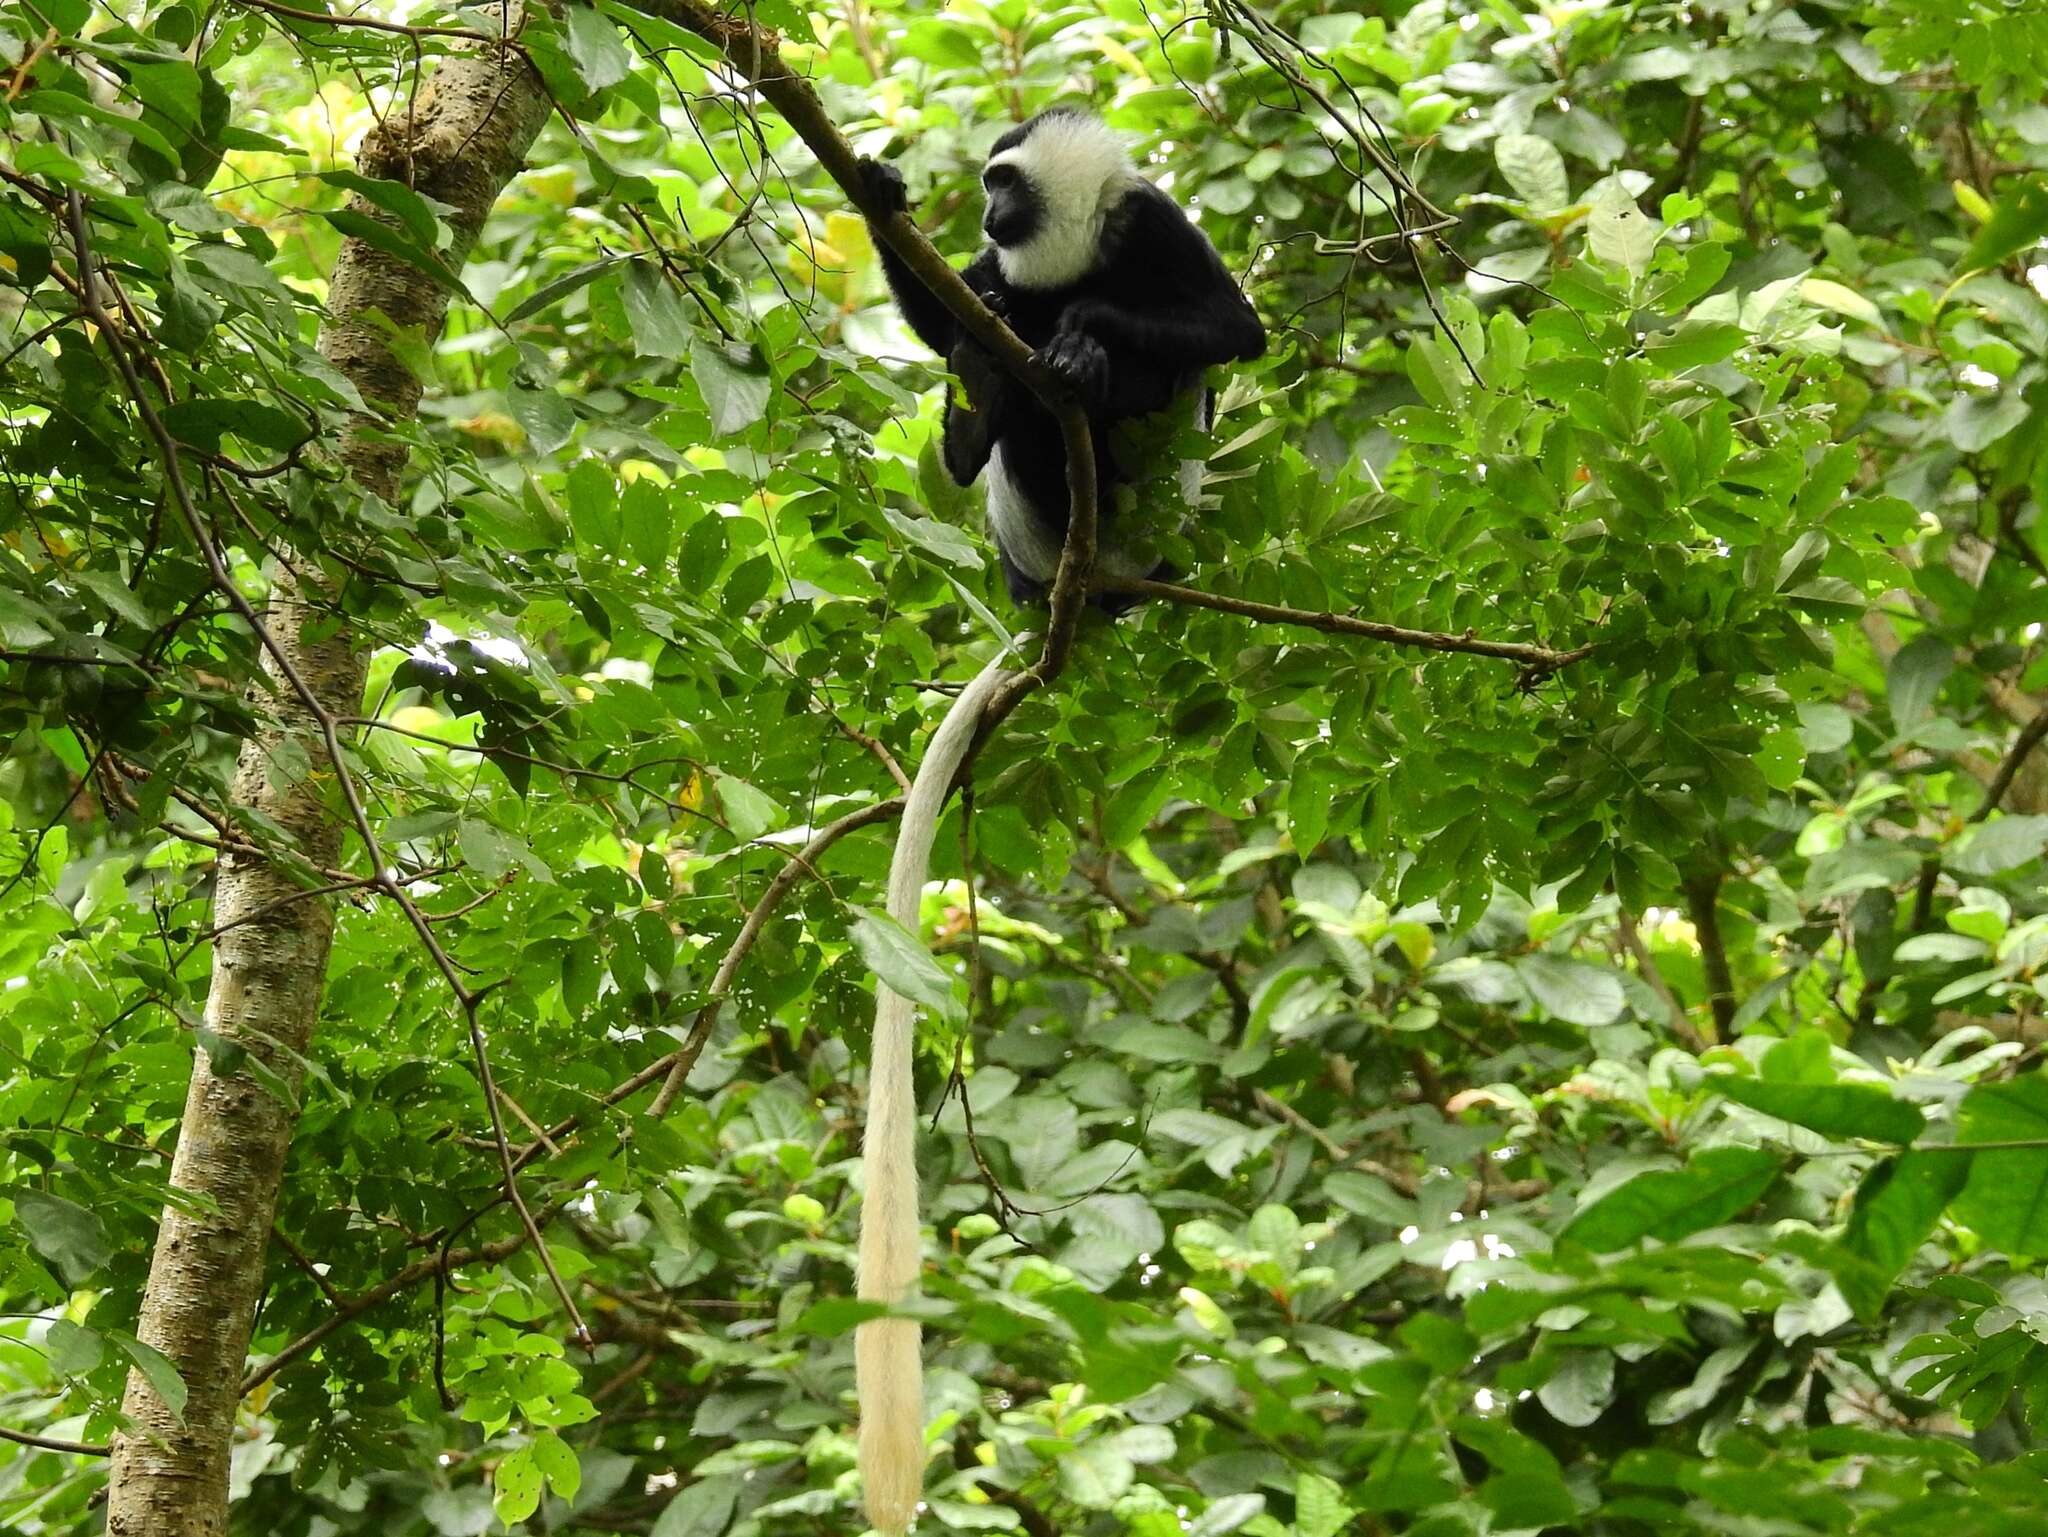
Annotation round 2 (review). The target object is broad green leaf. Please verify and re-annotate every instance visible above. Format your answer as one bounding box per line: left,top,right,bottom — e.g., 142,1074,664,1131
322,209,467,295
623,259,694,359
1587,188,1658,274
1886,633,1951,727
45,1319,103,1375
1963,177,2048,271
849,907,957,1016
1831,1151,1971,1320
1537,1348,1615,1427
1189,1493,1266,1537
1954,1074,2048,1253
530,1430,581,1500
1561,1147,1782,1250
1059,1442,1136,1507
11,1189,110,1282
494,1446,543,1524
1496,132,1570,210
505,254,633,324
711,774,781,839
1513,954,1625,1026
564,2,633,90
1715,1078,1926,1144
1799,277,1881,325
109,1331,188,1423
692,340,772,437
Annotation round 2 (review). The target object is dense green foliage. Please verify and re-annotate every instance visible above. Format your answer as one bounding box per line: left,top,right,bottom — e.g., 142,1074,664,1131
6,0,2048,1532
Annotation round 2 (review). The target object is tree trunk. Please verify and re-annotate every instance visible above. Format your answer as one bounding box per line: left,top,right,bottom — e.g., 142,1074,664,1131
105,32,552,1537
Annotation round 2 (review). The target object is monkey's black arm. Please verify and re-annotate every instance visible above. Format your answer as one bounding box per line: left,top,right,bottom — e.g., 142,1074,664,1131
1073,297,1265,370
857,158,965,356
858,160,1022,368
941,334,1012,485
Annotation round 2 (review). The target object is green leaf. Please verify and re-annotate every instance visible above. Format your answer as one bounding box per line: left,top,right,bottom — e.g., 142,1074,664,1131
1886,633,1951,727
1481,1471,1578,1528
19,89,181,163
160,398,307,454
11,1189,110,1282
884,504,986,571
494,1445,543,1524
622,478,672,568
1536,1347,1615,1427
1799,277,1881,325
692,340,772,437
1715,1077,1926,1144
45,1319,103,1375
652,1478,741,1537
1963,177,2048,271
1946,390,2029,452
564,2,633,90
622,259,694,359
147,181,235,233
1954,1074,2048,1253
1587,188,1657,274
1059,1441,1136,1507
1513,954,1624,1026
1496,132,1570,210
1561,1147,1782,1251
1831,1151,1971,1320
849,907,957,1016
530,1430,581,1500
711,774,780,839
790,1298,887,1336
507,381,576,455
1189,1493,1266,1537
109,1331,188,1423
318,170,445,248
506,254,633,324
1950,815,2048,877
677,513,730,592
1295,1473,1352,1537
321,209,468,296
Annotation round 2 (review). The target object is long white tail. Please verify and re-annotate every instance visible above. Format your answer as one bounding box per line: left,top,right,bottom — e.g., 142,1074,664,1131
858,657,1011,1535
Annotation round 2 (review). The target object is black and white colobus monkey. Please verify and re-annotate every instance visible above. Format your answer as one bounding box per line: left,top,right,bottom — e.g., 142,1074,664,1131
860,108,1266,608
851,112,1263,1536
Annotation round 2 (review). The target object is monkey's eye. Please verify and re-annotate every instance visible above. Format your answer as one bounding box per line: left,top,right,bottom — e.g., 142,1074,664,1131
984,164,1019,191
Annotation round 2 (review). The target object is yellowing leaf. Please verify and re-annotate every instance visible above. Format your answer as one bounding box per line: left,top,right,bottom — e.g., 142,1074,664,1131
1095,35,1150,77
1799,277,1881,326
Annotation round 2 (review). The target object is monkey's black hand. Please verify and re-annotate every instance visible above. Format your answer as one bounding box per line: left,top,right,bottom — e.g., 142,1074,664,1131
857,157,908,217
1035,330,1112,409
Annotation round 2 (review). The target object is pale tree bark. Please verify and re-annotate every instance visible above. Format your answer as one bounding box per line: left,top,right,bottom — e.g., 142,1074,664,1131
106,30,552,1537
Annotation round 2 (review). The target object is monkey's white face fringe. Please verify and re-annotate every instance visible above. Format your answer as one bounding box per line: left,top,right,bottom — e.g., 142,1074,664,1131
989,114,1141,289
857,657,1014,1535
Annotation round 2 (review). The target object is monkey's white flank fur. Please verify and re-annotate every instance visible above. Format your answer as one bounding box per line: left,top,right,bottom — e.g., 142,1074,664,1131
857,656,1012,1534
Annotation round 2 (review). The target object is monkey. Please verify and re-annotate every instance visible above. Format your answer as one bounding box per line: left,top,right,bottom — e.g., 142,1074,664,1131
848,110,1264,1535
859,107,1266,611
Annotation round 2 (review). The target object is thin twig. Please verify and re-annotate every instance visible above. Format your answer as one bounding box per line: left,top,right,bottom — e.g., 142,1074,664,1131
0,1425,109,1457
1100,576,1593,672
646,800,900,1117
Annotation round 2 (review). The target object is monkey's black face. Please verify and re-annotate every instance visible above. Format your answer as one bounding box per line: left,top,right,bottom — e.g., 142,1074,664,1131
980,161,1044,249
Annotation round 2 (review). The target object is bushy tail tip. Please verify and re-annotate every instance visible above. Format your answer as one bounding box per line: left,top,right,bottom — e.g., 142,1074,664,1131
857,1316,924,1534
